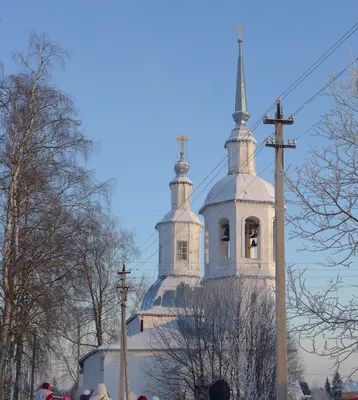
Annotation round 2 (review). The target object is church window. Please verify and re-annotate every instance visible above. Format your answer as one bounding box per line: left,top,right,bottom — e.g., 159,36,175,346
245,217,260,259
177,240,188,260
205,228,210,265
219,218,230,261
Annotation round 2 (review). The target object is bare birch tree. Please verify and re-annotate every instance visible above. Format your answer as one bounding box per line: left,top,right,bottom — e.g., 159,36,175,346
145,278,303,400
0,32,110,399
286,68,358,369
47,210,141,391
287,68,358,267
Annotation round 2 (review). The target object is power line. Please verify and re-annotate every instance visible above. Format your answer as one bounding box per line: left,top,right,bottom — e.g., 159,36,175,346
134,25,358,270
136,23,358,254
293,56,358,116
250,21,358,132
136,131,275,259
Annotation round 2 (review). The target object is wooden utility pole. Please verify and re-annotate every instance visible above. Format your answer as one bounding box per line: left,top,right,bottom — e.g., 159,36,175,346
119,264,131,400
264,98,295,400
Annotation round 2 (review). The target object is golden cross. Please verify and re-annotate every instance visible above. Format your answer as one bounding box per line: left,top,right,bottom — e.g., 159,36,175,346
235,24,245,41
176,134,189,153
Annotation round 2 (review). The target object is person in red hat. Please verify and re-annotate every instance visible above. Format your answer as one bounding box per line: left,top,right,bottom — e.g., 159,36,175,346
36,383,53,400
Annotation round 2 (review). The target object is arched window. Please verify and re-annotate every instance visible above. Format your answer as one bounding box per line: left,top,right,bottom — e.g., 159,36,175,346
219,218,230,261
205,227,210,265
245,217,260,259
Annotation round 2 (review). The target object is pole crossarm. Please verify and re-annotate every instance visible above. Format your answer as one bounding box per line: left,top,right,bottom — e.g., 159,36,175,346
265,143,296,149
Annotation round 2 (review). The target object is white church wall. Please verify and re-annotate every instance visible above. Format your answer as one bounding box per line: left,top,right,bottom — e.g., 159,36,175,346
103,350,165,400
157,223,175,276
142,314,176,330
127,316,141,336
202,201,238,279
157,221,202,278
202,200,275,280
236,202,275,278
81,351,104,394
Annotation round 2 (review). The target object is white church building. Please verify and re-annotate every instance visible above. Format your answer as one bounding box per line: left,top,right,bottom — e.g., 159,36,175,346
80,31,277,399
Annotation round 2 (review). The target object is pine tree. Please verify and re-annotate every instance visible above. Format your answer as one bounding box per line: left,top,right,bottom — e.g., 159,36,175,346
332,371,343,400
325,377,331,397
332,371,343,389
299,381,311,396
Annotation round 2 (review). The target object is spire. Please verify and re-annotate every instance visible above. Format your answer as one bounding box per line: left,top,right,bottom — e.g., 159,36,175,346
232,25,250,127
174,134,190,177
169,135,193,211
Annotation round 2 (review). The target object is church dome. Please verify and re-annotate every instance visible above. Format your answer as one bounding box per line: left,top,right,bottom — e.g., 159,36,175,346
141,275,201,311
174,158,190,176
200,173,274,212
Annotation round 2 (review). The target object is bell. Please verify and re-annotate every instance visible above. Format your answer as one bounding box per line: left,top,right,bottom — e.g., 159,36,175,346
251,239,257,247
221,227,230,242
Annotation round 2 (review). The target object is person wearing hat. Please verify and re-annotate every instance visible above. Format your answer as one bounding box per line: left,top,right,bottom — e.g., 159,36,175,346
90,383,110,400
209,380,230,400
80,389,91,400
36,383,53,400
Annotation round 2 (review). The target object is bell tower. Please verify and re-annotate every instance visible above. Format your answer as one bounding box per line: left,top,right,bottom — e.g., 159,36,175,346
199,28,275,282
141,136,203,311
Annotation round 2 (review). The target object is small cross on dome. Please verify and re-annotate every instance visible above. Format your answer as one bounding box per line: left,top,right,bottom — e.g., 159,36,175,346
176,134,189,154
235,24,245,42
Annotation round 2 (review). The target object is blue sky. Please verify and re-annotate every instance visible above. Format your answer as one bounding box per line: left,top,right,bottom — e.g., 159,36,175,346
1,0,358,384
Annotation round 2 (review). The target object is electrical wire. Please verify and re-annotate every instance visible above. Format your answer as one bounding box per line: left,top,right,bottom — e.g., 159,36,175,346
250,21,358,132
132,25,358,272
135,22,358,256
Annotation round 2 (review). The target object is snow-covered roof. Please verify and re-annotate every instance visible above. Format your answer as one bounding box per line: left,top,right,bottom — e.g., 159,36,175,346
200,173,274,212
343,381,358,392
155,209,203,227
141,275,201,311
80,320,181,363
225,124,257,145
138,306,179,316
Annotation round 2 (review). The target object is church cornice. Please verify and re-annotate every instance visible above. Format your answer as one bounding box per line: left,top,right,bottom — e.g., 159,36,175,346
224,137,256,148
169,181,193,186
199,198,274,214
155,219,204,229
201,274,275,283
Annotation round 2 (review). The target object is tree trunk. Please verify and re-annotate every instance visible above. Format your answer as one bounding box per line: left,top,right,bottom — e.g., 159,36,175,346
4,337,15,399
0,182,16,397
13,340,23,400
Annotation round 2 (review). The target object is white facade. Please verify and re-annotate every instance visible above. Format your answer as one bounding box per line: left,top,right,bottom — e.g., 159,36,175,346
199,32,275,282
155,142,203,278
80,329,171,399
80,33,278,399
201,200,275,280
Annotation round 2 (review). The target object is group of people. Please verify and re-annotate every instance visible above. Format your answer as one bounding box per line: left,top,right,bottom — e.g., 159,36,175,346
35,378,230,400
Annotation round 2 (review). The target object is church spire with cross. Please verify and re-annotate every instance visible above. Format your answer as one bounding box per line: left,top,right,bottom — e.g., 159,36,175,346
199,27,276,284
141,135,203,307
169,134,192,210
233,25,250,127
224,26,257,175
